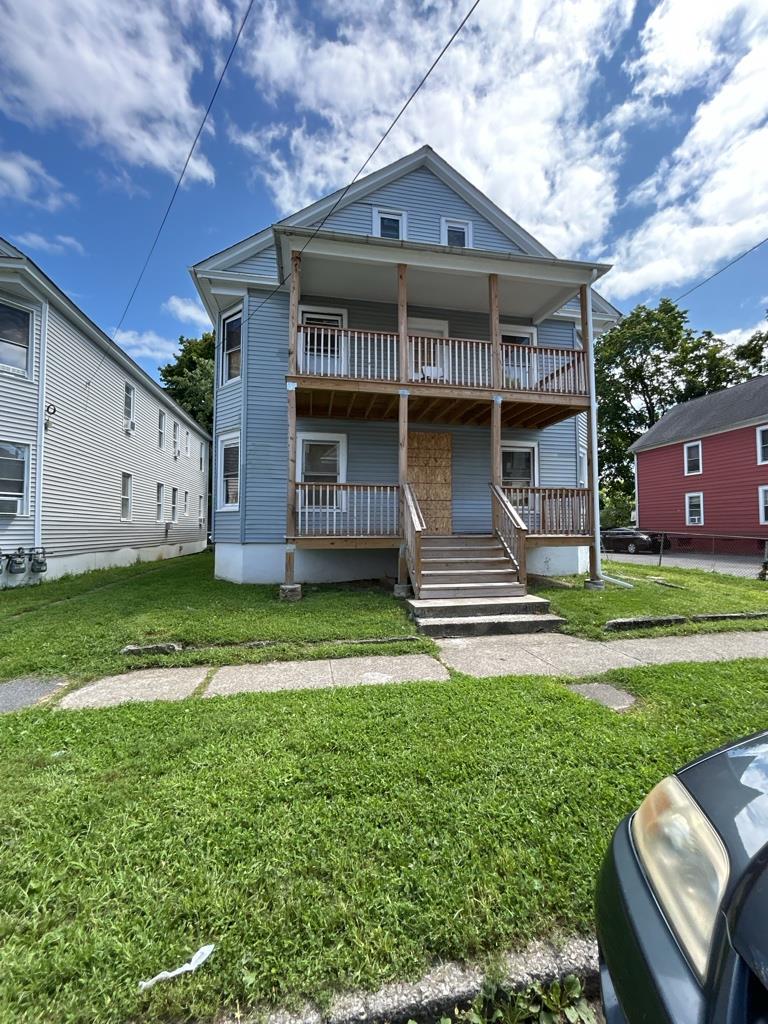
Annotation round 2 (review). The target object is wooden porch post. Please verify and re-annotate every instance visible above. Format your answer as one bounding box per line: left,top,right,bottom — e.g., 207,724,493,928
281,381,301,599
398,264,408,383
580,282,603,588
489,273,502,389
491,395,502,486
288,250,301,375
397,388,410,590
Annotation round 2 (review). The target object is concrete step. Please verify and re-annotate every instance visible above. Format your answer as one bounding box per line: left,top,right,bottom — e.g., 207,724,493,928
418,582,526,600
421,557,512,571
414,613,566,638
421,569,520,585
407,594,552,619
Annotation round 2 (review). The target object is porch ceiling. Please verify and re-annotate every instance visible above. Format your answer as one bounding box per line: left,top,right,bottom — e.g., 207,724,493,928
293,379,586,429
275,227,609,324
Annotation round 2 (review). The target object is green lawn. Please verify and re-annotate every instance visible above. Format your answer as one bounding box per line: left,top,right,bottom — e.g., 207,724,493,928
534,560,768,639
0,552,431,684
2,659,768,1023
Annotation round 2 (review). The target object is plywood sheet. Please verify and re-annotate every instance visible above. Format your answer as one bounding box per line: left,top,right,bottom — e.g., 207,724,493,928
408,431,452,534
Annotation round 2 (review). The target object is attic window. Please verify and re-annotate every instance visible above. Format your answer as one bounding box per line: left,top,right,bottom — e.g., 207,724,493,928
441,218,472,248
373,208,405,241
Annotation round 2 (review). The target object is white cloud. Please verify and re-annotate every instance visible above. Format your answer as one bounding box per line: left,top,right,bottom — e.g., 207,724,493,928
717,320,766,347
14,232,84,255
0,149,75,211
114,328,180,362
232,0,636,256
163,294,211,329
0,0,233,184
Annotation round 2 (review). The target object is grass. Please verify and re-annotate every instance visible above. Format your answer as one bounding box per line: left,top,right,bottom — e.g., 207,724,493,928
533,560,768,639
2,659,768,1023
0,551,432,684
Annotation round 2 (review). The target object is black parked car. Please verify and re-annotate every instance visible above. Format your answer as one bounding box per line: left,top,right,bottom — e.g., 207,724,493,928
600,527,665,554
596,731,768,1023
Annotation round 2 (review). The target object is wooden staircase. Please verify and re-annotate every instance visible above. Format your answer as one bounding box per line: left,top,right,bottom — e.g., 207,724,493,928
406,534,565,638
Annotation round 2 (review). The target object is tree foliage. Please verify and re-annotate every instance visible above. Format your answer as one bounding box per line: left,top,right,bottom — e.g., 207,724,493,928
595,300,767,504
159,332,214,433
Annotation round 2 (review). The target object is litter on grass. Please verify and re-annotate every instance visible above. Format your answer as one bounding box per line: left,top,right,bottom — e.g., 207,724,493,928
138,944,215,992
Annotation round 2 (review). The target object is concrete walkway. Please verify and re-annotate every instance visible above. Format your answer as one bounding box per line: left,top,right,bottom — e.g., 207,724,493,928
4,631,768,713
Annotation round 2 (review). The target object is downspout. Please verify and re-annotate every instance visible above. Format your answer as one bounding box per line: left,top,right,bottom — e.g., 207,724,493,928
584,275,632,589
33,299,49,549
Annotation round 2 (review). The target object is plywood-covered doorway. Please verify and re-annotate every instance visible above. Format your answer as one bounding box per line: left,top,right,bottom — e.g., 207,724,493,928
408,431,452,534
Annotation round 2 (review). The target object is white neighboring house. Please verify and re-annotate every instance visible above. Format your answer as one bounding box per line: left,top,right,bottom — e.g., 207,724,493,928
0,236,210,587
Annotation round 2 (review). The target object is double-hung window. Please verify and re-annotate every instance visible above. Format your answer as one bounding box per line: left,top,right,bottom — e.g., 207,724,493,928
199,441,205,472
121,473,133,520
184,430,190,457
158,410,166,448
198,495,204,521
373,208,405,240
222,311,242,383
685,492,704,526
183,491,189,516
156,483,164,522
0,441,28,515
501,325,537,389
0,301,31,375
171,487,178,522
297,432,347,509
172,421,180,456
757,425,768,465
299,307,347,373
218,433,240,510
760,486,768,526
684,440,702,475
440,217,472,248
123,383,136,431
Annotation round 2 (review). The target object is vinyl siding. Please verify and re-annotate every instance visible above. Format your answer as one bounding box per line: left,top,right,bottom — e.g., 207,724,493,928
314,167,525,253
228,244,279,280
0,289,42,551
41,306,208,556
636,427,768,537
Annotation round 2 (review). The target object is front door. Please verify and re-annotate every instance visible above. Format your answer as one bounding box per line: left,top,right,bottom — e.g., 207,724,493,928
408,431,452,534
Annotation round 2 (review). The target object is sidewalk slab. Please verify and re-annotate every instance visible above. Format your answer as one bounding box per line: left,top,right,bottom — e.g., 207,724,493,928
569,682,637,711
60,666,207,710
532,644,642,676
0,676,66,714
207,654,448,698
438,639,560,678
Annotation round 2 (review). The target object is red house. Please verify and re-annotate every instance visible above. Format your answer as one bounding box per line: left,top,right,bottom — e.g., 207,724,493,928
629,375,768,554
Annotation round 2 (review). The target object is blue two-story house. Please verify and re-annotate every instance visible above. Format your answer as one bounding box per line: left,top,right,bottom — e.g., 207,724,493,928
192,146,618,631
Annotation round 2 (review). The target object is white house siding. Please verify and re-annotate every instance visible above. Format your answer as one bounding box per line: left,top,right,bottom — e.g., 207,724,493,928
0,287,42,555
38,306,207,568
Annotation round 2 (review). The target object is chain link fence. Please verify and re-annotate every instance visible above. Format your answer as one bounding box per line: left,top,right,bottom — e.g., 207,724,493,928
604,533,768,579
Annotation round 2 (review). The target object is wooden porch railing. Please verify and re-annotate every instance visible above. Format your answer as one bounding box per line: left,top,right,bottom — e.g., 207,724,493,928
503,486,592,536
403,482,426,596
296,326,589,397
490,483,527,586
295,483,400,537
298,325,399,381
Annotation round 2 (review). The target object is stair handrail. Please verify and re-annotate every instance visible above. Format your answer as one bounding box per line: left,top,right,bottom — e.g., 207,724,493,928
489,483,528,587
402,483,426,595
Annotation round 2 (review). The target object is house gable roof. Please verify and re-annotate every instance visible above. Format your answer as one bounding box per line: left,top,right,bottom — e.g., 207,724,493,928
630,375,768,453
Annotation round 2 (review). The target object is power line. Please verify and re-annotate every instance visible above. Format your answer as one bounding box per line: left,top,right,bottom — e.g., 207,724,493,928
674,234,768,303
237,0,482,333
112,0,256,340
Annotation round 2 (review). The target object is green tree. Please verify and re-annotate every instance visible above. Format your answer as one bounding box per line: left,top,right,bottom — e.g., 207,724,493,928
594,298,753,502
733,316,768,375
159,332,214,433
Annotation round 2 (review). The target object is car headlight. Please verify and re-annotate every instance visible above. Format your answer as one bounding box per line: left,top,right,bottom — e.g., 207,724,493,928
631,775,729,979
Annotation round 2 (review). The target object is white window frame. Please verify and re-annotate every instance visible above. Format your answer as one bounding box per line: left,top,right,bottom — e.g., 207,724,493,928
184,430,190,457
500,324,538,345
221,306,243,385
685,491,704,527
156,483,165,522
0,440,30,516
684,439,702,476
198,494,204,522
0,297,33,378
183,490,189,516
199,441,205,472
217,431,240,511
500,442,539,487
158,410,166,449
171,486,178,522
372,207,406,241
440,217,473,248
760,486,768,526
756,425,768,466
577,444,588,488
172,421,180,457
296,432,348,510
123,383,136,432
121,473,133,521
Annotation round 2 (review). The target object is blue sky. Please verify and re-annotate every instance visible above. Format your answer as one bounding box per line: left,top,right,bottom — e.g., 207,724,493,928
0,0,766,379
